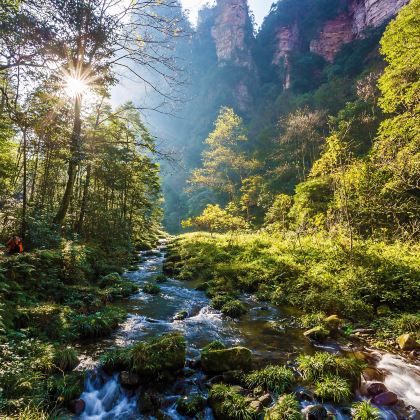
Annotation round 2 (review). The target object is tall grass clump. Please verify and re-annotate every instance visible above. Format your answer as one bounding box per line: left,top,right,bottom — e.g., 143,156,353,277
314,375,352,403
245,365,294,393
265,394,302,420
352,400,381,420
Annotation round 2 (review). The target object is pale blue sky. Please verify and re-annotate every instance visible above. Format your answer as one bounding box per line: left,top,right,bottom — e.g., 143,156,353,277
181,0,274,27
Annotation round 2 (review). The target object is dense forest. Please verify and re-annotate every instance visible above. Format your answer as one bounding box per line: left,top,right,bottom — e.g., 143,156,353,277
0,0,419,418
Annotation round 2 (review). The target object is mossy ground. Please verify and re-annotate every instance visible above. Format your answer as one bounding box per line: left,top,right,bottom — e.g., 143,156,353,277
0,239,145,416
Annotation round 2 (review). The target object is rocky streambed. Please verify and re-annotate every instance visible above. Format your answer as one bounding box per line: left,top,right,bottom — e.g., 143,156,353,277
73,240,420,419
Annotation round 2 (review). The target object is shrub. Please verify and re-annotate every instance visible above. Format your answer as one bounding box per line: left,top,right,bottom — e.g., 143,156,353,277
71,307,126,339
221,300,248,318
245,365,294,393
48,371,85,403
211,294,235,310
131,332,186,379
314,375,352,402
209,384,257,420
100,347,132,373
176,394,207,416
53,346,79,372
155,274,168,283
264,394,302,420
142,282,161,295
352,400,381,420
297,352,364,384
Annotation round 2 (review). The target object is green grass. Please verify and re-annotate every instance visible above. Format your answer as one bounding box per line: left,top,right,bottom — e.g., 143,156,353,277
352,401,381,420
142,282,161,295
170,233,420,323
209,384,257,420
297,352,364,384
221,300,248,318
265,394,302,420
245,365,294,393
314,375,352,402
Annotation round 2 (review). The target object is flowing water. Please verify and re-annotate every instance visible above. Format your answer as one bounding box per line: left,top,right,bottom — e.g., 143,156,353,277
76,240,420,419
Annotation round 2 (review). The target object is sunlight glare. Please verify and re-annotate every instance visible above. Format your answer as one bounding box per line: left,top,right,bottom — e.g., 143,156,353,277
64,76,89,98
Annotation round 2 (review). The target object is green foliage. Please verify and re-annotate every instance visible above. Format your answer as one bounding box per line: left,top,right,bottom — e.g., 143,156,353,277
245,365,294,393
221,300,248,318
352,400,381,420
100,347,132,373
209,384,257,420
142,282,161,295
70,307,126,339
182,204,249,234
314,374,352,403
176,394,207,417
202,340,226,352
297,352,364,383
264,394,302,420
130,332,186,378
53,347,79,372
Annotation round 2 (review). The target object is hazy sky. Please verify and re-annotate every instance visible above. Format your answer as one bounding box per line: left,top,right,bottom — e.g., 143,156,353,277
181,0,273,27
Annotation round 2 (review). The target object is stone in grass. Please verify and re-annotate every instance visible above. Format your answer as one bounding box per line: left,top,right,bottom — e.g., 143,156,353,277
304,325,330,342
143,282,161,295
176,394,207,417
397,333,419,351
324,315,343,331
201,345,253,373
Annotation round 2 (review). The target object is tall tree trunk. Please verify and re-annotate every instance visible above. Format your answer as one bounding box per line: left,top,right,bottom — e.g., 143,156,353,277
21,126,27,239
76,163,91,234
53,94,82,227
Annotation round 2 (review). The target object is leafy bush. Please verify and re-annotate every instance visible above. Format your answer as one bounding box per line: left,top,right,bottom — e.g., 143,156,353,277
142,282,161,295
209,384,257,420
100,347,132,373
314,375,352,402
221,300,248,318
352,400,381,420
211,294,235,310
245,365,294,393
265,394,302,420
53,346,79,372
71,307,126,339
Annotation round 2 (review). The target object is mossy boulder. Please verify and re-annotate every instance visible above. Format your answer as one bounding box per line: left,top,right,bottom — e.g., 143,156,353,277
221,300,247,318
142,282,161,295
176,394,207,416
324,315,342,331
303,325,330,342
173,310,188,321
201,345,253,373
397,333,419,351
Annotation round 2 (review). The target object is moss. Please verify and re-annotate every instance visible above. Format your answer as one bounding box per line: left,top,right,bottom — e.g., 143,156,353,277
201,346,253,373
176,394,207,416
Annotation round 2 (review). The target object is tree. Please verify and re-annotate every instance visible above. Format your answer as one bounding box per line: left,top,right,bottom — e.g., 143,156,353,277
182,204,249,234
264,194,293,231
372,0,420,237
189,107,259,203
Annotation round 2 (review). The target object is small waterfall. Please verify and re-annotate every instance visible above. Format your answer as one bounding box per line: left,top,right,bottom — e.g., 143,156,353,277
377,353,420,410
79,372,138,420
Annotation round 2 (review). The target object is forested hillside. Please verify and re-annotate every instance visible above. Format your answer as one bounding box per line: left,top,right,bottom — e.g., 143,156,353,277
0,0,419,418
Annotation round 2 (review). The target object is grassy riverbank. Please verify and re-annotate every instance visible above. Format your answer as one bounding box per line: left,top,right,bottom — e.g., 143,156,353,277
0,238,151,417
165,232,420,348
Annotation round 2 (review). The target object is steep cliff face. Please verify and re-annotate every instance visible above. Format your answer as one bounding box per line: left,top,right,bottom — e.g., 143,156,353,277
310,13,354,62
273,0,409,64
211,0,253,69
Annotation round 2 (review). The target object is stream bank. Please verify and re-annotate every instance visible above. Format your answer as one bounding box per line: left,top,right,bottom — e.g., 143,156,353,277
74,240,420,419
